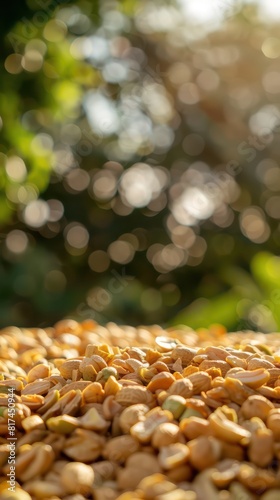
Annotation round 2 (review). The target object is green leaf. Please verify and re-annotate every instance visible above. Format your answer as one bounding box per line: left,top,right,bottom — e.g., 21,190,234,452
0,196,13,223
251,252,280,292
171,291,242,330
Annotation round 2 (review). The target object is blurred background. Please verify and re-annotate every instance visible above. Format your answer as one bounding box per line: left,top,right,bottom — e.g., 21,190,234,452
1,0,280,331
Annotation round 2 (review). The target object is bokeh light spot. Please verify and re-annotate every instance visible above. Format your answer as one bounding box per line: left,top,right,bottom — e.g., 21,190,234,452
4,54,23,74
65,168,90,192
64,223,89,250
24,200,50,228
240,207,271,243
5,156,27,182
6,230,28,254
43,19,67,42
262,37,280,58
88,250,110,272
47,199,64,222
92,171,117,201
22,50,43,72
108,240,134,264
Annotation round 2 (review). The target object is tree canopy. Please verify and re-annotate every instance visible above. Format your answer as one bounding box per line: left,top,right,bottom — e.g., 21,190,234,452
1,0,280,331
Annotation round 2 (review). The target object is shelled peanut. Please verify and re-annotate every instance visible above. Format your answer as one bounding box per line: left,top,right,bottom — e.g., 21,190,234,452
0,319,280,499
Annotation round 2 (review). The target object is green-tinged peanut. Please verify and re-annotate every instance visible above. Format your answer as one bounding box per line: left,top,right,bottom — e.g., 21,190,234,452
46,414,79,434
162,395,186,419
78,407,110,431
2,321,280,500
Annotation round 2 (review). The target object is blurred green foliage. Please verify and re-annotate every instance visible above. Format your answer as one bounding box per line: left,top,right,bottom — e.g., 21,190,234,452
1,0,280,331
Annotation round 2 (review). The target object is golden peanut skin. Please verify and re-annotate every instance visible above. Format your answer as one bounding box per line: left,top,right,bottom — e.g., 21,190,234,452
3,442,55,482
261,490,280,500
24,480,66,499
27,363,50,383
228,368,270,389
2,321,280,499
130,407,173,443
117,452,161,490
187,371,212,394
119,403,150,434
137,473,177,499
223,377,256,405
241,395,274,421
199,359,231,377
171,346,196,366
60,461,95,495
63,429,105,462
115,385,155,407
146,372,175,392
237,463,276,491
205,346,229,361
248,428,274,468
247,357,274,370
267,412,280,440
211,458,240,489
180,416,211,440
152,422,185,448
103,435,140,463
209,412,251,444
188,436,222,470
167,378,193,398
59,359,82,380
226,355,247,370
158,443,190,470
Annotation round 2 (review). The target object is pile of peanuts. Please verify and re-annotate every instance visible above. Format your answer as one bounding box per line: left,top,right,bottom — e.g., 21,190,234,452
1,319,280,499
